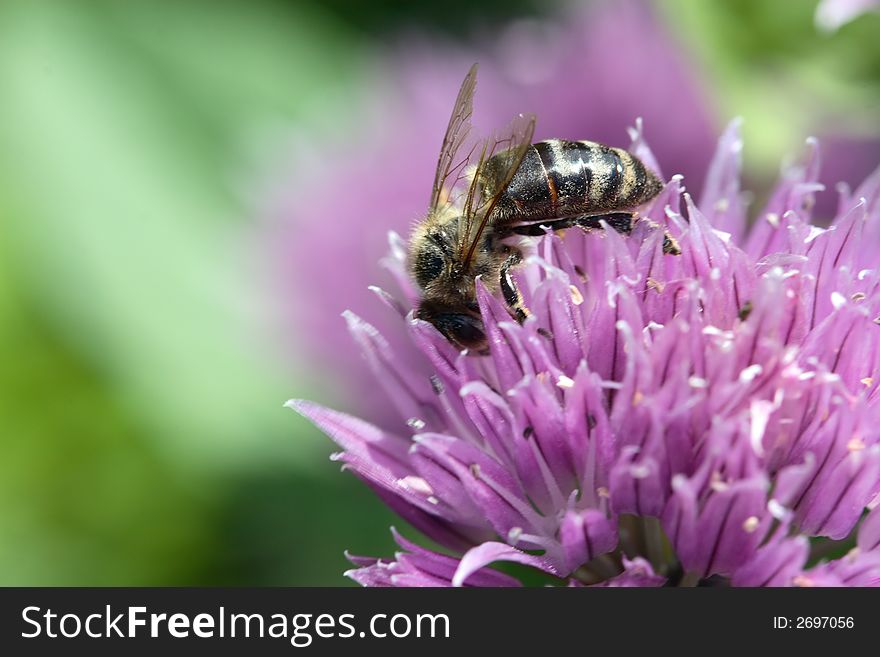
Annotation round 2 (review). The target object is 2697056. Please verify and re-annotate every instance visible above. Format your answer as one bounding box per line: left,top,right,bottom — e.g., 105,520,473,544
797,617,854,629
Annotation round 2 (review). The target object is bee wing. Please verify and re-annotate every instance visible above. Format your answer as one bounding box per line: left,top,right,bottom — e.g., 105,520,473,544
460,111,536,267
428,63,479,216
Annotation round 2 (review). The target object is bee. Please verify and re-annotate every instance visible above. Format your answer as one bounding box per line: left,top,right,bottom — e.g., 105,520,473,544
409,64,679,352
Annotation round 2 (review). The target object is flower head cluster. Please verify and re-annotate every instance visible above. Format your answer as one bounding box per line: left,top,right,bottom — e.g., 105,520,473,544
290,120,880,586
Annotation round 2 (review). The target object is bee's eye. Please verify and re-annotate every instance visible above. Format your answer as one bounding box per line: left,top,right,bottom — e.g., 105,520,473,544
415,247,445,287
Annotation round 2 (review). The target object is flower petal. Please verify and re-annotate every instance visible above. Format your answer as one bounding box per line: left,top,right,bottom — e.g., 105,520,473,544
700,118,747,242
452,542,559,587
731,527,809,587
593,557,666,587
560,507,618,572
858,503,880,553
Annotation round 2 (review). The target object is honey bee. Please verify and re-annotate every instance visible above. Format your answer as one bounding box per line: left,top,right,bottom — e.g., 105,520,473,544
409,64,679,351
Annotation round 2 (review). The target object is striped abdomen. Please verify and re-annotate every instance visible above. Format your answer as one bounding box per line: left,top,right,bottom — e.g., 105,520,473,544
482,139,663,223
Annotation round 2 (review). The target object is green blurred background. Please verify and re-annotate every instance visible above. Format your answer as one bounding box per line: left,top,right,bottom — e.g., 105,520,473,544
0,0,877,585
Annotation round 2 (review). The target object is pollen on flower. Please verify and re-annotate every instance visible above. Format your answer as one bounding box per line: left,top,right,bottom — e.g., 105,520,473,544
710,472,729,492
742,516,760,533
646,277,664,293
861,377,873,387
557,375,576,389
847,436,866,452
569,285,584,305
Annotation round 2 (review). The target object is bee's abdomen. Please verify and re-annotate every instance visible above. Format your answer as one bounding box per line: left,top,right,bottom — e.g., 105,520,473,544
490,140,662,222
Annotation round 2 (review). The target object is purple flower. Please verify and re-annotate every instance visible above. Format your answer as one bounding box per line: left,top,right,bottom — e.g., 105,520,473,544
289,118,880,586
270,1,717,428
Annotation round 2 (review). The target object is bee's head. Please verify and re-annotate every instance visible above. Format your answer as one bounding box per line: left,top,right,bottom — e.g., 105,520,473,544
415,298,486,352
407,215,489,352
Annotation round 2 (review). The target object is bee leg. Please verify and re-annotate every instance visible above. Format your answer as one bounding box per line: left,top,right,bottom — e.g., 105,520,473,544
583,212,679,256
630,215,682,256
511,212,680,255
500,252,529,323
662,232,681,256
573,212,636,237
509,212,634,237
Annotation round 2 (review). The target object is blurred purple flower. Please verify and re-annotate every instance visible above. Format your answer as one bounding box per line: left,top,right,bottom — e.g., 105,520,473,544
271,1,717,427
289,119,880,586
815,0,880,31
